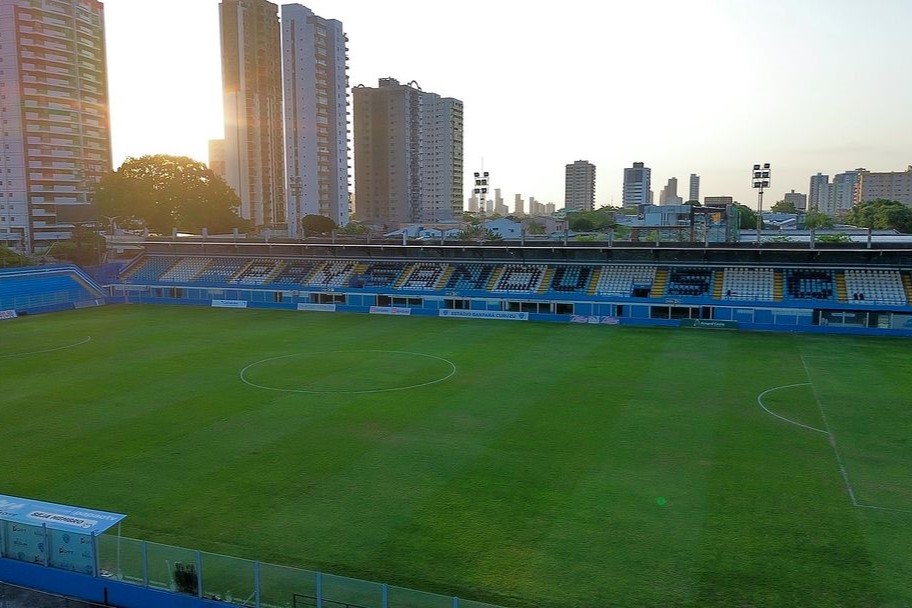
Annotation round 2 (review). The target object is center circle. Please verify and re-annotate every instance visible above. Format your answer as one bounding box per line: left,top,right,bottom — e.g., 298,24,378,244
239,350,457,394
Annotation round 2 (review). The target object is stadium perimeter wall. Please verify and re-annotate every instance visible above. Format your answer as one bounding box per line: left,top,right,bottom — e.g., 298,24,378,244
104,291,912,338
0,558,228,608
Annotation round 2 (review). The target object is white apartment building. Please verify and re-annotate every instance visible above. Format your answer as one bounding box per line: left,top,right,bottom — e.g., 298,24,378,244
281,4,349,234
0,0,112,252
855,166,912,206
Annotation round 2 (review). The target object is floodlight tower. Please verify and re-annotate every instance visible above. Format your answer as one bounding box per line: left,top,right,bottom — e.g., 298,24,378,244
751,163,771,245
473,169,490,226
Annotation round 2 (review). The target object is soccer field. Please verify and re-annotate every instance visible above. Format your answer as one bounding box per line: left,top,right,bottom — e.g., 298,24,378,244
1,305,910,607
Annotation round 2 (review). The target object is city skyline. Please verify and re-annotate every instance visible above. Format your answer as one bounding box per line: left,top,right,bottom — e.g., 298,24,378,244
101,0,912,211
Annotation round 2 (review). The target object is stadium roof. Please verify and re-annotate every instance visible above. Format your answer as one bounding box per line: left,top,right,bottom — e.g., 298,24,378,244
0,494,126,535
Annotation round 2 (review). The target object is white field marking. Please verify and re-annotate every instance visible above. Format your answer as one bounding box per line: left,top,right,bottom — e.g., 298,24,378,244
756,383,828,434
800,354,860,506
0,336,91,358
239,350,457,395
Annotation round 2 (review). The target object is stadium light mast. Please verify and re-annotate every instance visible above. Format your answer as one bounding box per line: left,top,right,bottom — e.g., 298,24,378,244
473,168,490,240
751,163,771,245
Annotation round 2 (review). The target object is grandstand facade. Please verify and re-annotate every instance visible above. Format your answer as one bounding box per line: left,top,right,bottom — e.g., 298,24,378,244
95,240,912,336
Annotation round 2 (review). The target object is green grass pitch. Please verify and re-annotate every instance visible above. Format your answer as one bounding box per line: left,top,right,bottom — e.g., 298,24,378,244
1,305,910,607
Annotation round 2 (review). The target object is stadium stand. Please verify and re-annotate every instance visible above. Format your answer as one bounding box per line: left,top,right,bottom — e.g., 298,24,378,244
666,267,714,297
356,262,407,288
592,265,656,297
549,266,592,293
271,260,319,286
159,257,211,282
444,263,495,291
231,259,282,285
785,269,835,301
493,264,547,293
306,261,355,287
0,266,105,314
721,267,775,301
194,258,249,284
843,269,907,304
400,263,447,290
123,256,176,283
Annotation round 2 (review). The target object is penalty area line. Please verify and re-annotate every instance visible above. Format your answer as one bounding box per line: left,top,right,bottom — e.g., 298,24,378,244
756,383,828,434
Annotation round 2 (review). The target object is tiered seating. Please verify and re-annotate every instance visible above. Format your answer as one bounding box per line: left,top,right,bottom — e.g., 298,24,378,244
592,265,655,296
721,268,774,301
271,260,318,286
125,256,176,283
0,273,96,311
493,264,546,293
400,263,446,290
357,262,407,288
232,259,280,285
549,266,591,293
785,270,834,300
159,258,211,282
444,264,495,291
844,269,907,304
306,261,355,287
194,258,248,284
666,268,713,297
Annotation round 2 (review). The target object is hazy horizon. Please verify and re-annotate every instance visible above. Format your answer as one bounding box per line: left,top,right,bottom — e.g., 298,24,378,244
102,0,912,211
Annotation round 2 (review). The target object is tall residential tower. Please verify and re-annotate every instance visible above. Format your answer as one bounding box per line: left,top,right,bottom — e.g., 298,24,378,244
622,162,651,208
220,0,285,230
353,78,463,225
281,4,350,234
0,0,112,252
564,160,596,211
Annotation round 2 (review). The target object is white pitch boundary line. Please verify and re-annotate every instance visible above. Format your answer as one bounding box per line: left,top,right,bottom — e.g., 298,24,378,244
799,354,912,515
239,350,457,395
756,383,828,434
0,336,92,358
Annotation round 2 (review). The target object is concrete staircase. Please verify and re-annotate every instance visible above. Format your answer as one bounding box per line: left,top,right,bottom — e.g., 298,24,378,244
712,270,725,299
587,267,602,295
836,272,848,303
773,270,784,301
651,268,668,298
537,267,555,294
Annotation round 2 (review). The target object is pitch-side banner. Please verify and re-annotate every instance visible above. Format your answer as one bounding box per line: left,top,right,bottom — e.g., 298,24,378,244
0,309,17,320
439,310,528,321
369,306,411,316
211,300,248,308
297,303,337,312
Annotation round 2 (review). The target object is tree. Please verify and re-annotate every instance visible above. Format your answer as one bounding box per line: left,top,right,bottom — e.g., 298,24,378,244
301,214,337,235
51,224,106,266
570,217,595,232
843,199,912,233
95,155,248,234
733,204,758,230
336,221,369,235
0,246,32,268
526,222,546,235
458,226,501,241
770,199,797,213
804,211,834,229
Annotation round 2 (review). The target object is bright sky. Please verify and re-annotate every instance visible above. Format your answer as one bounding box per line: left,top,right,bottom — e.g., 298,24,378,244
102,0,912,211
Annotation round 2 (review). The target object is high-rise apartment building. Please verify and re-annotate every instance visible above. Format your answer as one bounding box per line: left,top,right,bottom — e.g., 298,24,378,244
353,78,463,225
0,0,112,252
830,169,863,215
622,162,651,208
564,160,595,211
782,189,807,211
281,4,350,235
514,194,524,215
688,174,700,203
220,0,285,230
659,177,682,205
208,139,226,181
854,166,912,206
808,173,829,212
